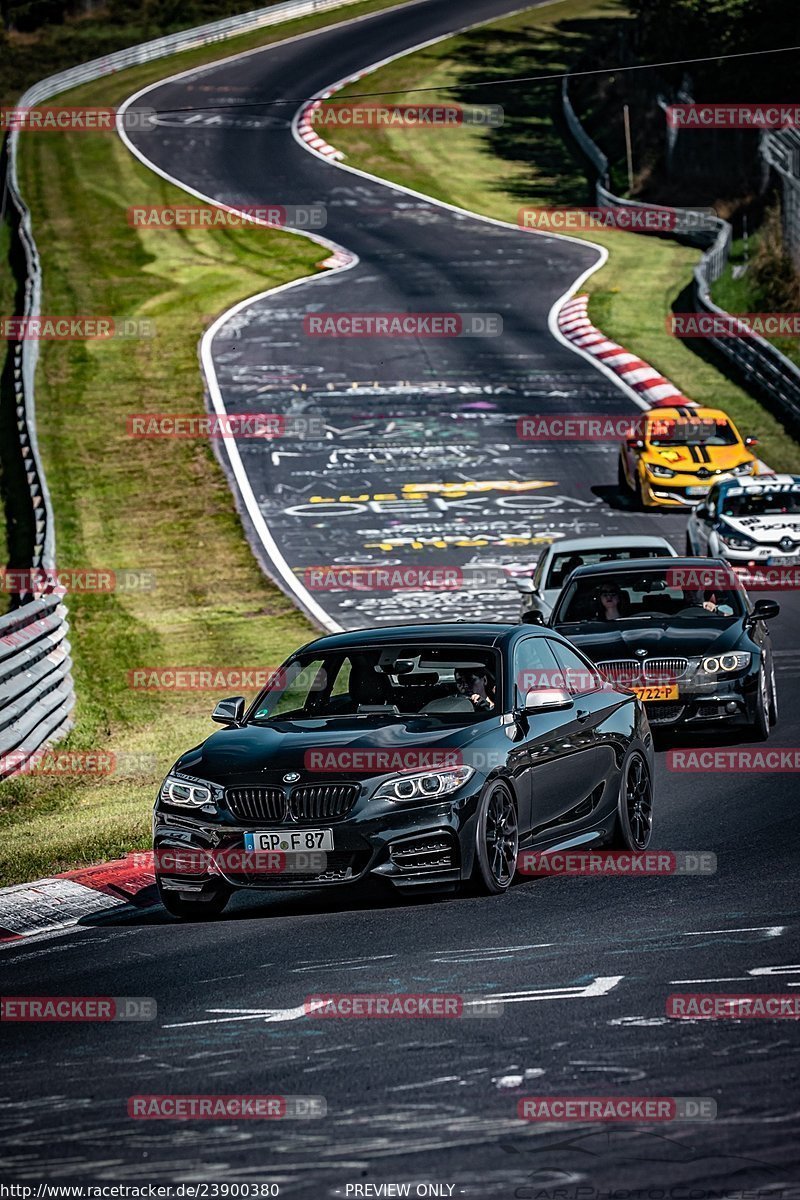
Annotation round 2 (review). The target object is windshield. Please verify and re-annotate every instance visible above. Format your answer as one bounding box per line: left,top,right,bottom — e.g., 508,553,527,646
554,567,746,625
545,547,671,590
648,416,737,447
249,644,501,724
721,486,800,519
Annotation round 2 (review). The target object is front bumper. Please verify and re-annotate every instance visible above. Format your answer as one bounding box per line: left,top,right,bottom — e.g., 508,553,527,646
643,671,759,726
642,468,757,508
153,784,484,893
714,544,800,570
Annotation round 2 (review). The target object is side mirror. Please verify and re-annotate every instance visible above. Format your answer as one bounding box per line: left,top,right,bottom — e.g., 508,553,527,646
212,695,245,725
521,608,545,625
512,577,536,594
626,437,645,450
695,504,710,519
744,435,758,447
523,687,573,714
750,598,780,621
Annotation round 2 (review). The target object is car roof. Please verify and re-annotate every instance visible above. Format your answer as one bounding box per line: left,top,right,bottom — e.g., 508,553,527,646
544,535,674,553
714,473,800,491
565,556,729,579
644,404,730,422
300,622,526,654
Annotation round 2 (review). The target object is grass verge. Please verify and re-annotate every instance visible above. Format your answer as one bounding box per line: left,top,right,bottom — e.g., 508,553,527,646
328,0,800,473
0,0,417,885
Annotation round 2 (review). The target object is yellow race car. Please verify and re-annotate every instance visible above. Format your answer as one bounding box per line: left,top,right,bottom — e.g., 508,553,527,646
617,402,760,509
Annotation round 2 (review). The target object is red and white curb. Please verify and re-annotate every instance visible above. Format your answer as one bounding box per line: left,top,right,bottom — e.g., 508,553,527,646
558,294,773,470
297,78,366,275
0,852,156,943
296,79,358,161
297,97,345,160
558,294,693,409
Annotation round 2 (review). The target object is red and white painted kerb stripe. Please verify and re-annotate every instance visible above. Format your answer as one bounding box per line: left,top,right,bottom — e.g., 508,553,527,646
297,99,339,158
318,247,354,270
0,852,156,942
296,81,361,272
557,294,694,408
297,85,355,161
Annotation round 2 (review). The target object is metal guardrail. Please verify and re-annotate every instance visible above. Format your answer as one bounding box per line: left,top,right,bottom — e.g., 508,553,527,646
0,595,74,777
562,77,800,430
762,128,800,272
1,0,366,776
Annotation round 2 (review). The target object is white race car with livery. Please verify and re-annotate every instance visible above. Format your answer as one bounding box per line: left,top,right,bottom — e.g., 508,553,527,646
686,474,800,568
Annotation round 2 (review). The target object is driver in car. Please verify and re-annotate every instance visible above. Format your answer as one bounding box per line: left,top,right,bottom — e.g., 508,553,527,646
454,668,496,712
685,588,735,616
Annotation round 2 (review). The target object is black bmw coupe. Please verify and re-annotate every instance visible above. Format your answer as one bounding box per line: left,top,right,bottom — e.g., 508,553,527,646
548,558,779,735
153,623,655,918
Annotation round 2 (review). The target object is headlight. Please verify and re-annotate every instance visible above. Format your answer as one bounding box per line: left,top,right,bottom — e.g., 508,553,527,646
700,652,751,674
160,773,213,807
732,462,755,476
649,464,675,478
374,765,474,802
718,525,756,550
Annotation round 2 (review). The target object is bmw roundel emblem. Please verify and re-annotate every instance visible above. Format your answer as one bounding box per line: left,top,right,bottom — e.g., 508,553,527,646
283,771,300,783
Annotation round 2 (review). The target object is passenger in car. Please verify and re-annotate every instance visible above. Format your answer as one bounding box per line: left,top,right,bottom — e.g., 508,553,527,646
454,668,496,712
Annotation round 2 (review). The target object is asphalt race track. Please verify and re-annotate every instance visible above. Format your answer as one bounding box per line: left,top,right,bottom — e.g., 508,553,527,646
3,0,800,1194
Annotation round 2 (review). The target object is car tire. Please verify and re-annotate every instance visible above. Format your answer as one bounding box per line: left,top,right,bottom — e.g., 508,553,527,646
632,473,645,511
617,457,629,495
608,750,654,851
747,664,771,742
157,877,232,920
470,783,519,895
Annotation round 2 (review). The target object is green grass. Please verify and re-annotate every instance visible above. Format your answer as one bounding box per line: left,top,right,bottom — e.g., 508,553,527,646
711,233,800,371
328,0,800,474
0,0,418,885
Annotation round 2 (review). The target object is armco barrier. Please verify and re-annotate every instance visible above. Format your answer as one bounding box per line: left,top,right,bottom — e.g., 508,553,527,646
1,0,370,775
0,594,74,778
562,77,800,430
